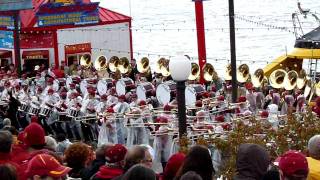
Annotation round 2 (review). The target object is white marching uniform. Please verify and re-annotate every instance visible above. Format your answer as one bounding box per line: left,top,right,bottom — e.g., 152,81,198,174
114,102,130,144
106,95,118,107
98,115,118,146
153,126,173,164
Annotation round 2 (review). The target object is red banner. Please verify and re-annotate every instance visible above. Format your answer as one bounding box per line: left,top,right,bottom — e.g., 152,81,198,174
22,50,49,59
20,32,54,49
64,43,91,54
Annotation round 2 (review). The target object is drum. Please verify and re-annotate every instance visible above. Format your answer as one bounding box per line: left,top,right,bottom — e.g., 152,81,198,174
97,78,113,96
58,112,69,121
39,107,53,117
67,107,80,118
156,81,176,105
116,78,135,95
28,106,40,115
19,102,30,112
137,82,154,101
185,84,206,106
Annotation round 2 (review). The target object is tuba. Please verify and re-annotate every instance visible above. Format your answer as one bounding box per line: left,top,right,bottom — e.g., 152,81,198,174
188,63,200,80
94,55,108,71
269,69,287,89
118,57,131,74
203,63,218,82
224,64,232,81
161,59,171,77
155,58,166,74
237,64,250,83
109,56,120,72
137,57,150,73
251,69,265,88
80,54,92,68
297,69,307,89
284,70,298,91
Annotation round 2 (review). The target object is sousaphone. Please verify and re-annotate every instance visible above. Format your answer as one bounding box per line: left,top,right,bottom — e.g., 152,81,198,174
224,64,232,81
188,63,200,81
118,57,131,74
94,55,107,71
80,54,92,68
251,69,265,88
284,70,298,90
155,58,166,74
161,59,171,77
137,57,150,73
297,69,307,89
237,64,250,83
109,56,120,72
203,63,218,82
269,69,287,89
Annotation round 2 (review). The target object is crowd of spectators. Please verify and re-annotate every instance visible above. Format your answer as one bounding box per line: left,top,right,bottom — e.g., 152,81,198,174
0,118,320,180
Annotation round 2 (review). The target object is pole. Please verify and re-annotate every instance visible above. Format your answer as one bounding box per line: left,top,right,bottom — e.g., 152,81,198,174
176,81,187,138
194,0,207,84
228,0,237,103
13,10,21,75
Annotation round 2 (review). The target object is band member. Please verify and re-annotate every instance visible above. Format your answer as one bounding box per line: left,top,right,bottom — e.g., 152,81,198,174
1,81,11,101
126,108,149,147
246,83,257,113
67,83,77,100
98,108,118,146
107,88,118,107
296,95,306,113
42,78,54,96
235,96,250,116
129,93,138,108
114,95,130,144
96,94,108,113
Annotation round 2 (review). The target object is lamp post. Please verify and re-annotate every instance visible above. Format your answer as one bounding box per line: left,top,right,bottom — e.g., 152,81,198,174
169,56,191,138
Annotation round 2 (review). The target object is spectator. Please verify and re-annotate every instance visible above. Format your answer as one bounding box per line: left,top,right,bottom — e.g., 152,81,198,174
162,153,186,180
25,154,71,180
0,164,17,180
176,145,215,180
55,133,72,155
82,144,113,180
64,142,90,178
2,118,11,129
122,164,156,180
278,150,309,180
307,135,320,180
0,131,19,171
44,136,57,152
93,144,127,180
180,171,203,180
233,143,270,180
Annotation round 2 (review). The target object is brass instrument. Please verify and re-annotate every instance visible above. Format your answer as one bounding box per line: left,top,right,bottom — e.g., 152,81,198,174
251,69,265,88
284,70,298,91
94,55,108,71
109,56,120,72
237,64,250,83
303,79,313,98
137,57,150,73
80,54,92,68
269,69,287,89
161,58,171,77
118,57,131,74
203,63,218,82
297,69,307,89
188,63,200,80
155,58,166,74
224,64,232,81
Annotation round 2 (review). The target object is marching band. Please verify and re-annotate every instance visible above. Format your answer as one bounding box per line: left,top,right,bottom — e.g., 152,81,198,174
0,55,318,168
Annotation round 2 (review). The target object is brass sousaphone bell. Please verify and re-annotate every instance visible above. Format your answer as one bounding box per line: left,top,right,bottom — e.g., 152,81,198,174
251,69,265,88
237,64,250,83
188,63,200,80
94,55,107,71
224,64,232,81
269,69,287,89
161,59,171,77
109,56,120,72
118,57,132,74
284,70,298,91
137,57,150,73
80,54,92,68
155,58,166,74
297,69,307,89
203,63,218,82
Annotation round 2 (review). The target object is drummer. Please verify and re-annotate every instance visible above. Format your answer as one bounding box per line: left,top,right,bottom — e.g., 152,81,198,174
67,83,78,100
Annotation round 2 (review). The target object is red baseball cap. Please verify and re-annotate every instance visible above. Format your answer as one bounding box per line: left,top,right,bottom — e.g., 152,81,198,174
238,96,247,103
260,111,269,118
278,150,309,177
105,144,127,163
48,88,54,94
139,100,147,106
217,95,225,101
195,100,203,107
163,153,186,179
24,122,45,146
25,154,71,178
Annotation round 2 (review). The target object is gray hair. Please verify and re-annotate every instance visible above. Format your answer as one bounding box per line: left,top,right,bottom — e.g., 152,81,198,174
45,136,57,151
2,118,11,127
308,135,320,159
